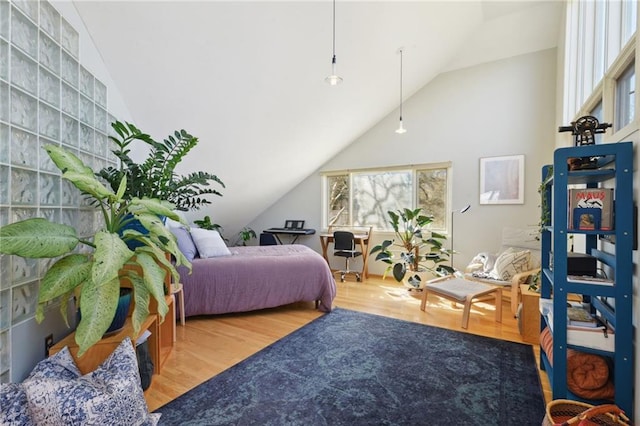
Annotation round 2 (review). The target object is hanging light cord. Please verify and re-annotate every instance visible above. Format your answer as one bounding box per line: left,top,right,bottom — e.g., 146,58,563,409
399,49,403,120
331,0,337,63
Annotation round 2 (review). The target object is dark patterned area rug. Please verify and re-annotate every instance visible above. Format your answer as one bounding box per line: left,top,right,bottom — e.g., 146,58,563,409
156,308,545,425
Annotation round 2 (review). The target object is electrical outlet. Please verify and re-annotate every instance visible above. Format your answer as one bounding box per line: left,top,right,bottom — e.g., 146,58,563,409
44,334,54,357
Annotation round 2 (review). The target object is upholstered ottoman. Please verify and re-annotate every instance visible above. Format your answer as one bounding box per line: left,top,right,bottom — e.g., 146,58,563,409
420,276,502,329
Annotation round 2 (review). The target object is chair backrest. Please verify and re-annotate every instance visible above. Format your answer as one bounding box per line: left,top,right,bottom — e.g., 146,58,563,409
259,233,278,246
333,231,355,251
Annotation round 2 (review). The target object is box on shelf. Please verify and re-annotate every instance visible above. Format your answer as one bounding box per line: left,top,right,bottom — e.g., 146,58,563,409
568,188,614,230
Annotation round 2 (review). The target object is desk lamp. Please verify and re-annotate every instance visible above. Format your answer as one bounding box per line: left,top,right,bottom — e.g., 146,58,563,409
450,204,471,269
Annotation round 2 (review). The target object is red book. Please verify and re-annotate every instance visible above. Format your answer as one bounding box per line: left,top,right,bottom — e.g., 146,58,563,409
567,188,614,230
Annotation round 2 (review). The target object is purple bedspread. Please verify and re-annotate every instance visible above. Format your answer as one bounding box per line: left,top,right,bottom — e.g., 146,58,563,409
178,245,336,317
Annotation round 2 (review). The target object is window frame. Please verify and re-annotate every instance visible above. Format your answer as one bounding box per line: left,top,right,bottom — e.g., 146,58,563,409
321,161,452,233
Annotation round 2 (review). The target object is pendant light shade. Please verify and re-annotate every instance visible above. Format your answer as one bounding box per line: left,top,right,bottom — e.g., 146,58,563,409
325,0,342,85
395,48,406,134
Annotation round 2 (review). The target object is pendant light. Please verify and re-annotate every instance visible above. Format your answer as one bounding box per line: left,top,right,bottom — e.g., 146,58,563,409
395,48,406,134
325,0,343,85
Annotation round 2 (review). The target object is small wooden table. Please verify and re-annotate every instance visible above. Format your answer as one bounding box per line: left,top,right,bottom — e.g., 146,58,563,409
49,295,175,375
519,284,541,344
319,228,372,279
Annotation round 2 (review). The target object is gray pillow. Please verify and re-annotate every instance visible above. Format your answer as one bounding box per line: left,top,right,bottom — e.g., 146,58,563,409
170,226,198,262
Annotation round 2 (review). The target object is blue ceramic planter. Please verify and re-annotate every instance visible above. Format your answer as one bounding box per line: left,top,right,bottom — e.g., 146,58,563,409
77,287,133,337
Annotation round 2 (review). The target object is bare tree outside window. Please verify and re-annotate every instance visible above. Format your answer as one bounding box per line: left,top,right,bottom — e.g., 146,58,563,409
417,168,447,231
323,164,451,232
327,175,349,225
353,171,411,229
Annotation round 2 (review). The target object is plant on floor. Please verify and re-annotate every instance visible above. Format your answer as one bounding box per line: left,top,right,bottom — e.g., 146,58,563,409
0,145,191,356
97,121,225,211
370,208,453,288
236,227,257,246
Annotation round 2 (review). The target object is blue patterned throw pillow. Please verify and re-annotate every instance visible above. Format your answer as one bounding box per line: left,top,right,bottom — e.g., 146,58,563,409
0,383,31,425
23,337,159,426
28,346,81,380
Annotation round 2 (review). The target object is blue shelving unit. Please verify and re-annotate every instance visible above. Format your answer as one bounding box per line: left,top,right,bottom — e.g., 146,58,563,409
539,142,634,418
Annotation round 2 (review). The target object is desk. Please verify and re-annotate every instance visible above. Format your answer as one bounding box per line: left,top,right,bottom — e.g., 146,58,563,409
319,229,371,279
263,228,316,244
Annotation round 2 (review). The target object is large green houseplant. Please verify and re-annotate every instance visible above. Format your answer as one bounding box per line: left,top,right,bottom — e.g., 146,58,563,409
98,121,225,211
0,145,191,355
370,208,454,288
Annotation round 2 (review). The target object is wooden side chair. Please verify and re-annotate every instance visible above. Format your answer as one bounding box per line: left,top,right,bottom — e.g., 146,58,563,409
420,276,502,329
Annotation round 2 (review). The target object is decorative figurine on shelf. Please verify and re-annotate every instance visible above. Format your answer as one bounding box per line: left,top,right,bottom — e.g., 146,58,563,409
559,115,612,170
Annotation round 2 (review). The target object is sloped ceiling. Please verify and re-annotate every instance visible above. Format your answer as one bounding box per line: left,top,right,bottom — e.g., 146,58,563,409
72,0,562,234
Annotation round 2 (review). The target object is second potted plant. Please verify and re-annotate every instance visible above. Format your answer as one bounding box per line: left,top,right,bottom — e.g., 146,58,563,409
370,208,453,290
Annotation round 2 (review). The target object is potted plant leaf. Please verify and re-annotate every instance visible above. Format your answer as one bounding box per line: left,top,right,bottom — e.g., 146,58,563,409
98,121,225,211
236,227,257,246
0,145,191,356
369,208,454,290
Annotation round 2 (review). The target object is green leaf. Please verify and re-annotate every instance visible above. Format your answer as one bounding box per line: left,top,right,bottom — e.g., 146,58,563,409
91,231,133,287
129,197,176,218
75,276,121,356
44,144,93,176
126,272,150,333
62,171,114,201
38,254,90,304
136,252,169,321
0,218,79,258
392,263,407,282
59,290,75,328
115,175,127,200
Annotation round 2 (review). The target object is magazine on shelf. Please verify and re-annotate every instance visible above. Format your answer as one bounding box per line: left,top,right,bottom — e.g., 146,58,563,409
567,188,614,230
567,306,599,327
566,275,614,286
539,299,615,352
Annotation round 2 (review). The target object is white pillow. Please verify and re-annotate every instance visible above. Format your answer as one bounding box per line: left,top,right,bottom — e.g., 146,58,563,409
190,228,231,258
490,249,531,281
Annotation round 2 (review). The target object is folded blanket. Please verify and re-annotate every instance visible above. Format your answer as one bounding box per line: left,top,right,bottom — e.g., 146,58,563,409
540,327,615,400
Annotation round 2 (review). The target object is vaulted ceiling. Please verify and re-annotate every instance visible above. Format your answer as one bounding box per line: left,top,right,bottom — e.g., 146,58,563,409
72,1,563,234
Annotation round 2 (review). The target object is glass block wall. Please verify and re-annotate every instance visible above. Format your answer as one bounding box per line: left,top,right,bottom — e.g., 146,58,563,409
0,0,118,382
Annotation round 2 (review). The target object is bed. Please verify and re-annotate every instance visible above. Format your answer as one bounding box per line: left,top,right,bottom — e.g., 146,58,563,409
176,244,336,317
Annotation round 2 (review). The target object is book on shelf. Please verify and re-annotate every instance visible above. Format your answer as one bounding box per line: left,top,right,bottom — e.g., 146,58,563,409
566,275,614,286
539,299,615,352
567,306,599,327
567,188,614,231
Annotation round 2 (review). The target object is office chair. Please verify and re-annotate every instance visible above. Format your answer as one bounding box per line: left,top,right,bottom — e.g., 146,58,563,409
259,233,279,246
333,231,362,282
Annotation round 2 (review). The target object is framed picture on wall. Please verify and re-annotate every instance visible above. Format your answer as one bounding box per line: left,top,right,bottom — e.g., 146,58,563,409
479,154,525,205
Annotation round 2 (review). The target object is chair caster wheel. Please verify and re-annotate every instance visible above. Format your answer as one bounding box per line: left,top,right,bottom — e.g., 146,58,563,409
356,274,361,282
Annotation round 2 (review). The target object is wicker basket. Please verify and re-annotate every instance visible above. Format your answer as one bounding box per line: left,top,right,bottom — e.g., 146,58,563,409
542,400,630,426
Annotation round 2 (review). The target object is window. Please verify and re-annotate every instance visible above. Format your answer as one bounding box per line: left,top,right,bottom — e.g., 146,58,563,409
563,0,637,122
323,163,450,232
615,62,635,131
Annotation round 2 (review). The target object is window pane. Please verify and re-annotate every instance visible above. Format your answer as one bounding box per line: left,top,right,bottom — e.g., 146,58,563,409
621,0,637,46
352,171,411,229
327,174,349,226
417,168,448,231
615,62,635,130
589,101,604,144
593,1,606,86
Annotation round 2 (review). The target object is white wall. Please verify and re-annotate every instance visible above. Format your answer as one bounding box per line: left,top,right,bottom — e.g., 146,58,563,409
249,48,558,275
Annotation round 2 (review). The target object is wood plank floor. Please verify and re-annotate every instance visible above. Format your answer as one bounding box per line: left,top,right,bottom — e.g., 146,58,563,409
144,276,551,411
